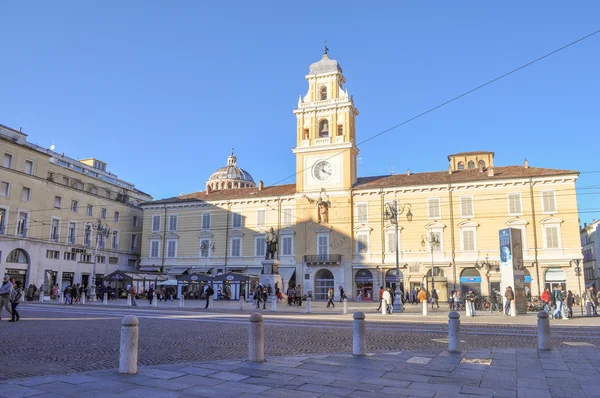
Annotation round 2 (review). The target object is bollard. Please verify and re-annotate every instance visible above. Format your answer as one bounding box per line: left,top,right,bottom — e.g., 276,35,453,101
103,293,108,305
381,301,387,315
152,297,158,308
59,292,64,305
39,292,44,303
422,301,428,316
537,311,551,350
179,296,184,308
586,302,591,317
271,296,276,312
119,315,139,374
208,296,214,309
248,313,264,362
239,297,245,310
81,294,86,305
352,312,366,356
510,301,517,317
126,294,132,306
306,297,311,314
343,298,348,315
448,311,461,352
465,302,471,317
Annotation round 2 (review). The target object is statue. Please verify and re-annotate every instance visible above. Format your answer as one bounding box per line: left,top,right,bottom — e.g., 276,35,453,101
265,227,278,261
318,200,329,223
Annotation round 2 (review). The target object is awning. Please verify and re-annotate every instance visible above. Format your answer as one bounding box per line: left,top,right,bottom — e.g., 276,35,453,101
166,266,191,275
278,267,296,283
140,266,159,272
177,273,213,283
586,281,597,288
213,272,251,282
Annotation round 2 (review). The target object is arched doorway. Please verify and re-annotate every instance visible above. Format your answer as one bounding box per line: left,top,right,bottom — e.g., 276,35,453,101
385,269,404,298
426,267,447,302
314,269,334,301
6,248,29,288
354,269,373,301
460,268,482,296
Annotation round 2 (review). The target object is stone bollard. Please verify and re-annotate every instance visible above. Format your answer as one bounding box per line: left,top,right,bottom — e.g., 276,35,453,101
81,294,86,305
448,311,461,352
352,312,366,356
126,294,132,306
103,293,108,305
208,296,214,309
381,302,387,315
248,313,264,362
239,297,245,310
422,301,428,316
179,296,184,308
39,292,44,303
586,302,591,317
537,311,551,350
119,315,139,374
510,301,517,317
152,297,158,308
59,292,64,305
271,296,277,312
343,298,348,315
465,302,471,317
306,298,311,314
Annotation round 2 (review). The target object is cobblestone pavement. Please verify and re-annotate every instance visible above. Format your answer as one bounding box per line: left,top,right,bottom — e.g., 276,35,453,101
1,303,599,381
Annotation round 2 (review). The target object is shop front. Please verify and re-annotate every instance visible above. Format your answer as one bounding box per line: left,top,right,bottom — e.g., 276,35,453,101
62,272,75,290
460,268,482,296
544,267,567,292
5,249,29,287
213,272,258,300
5,268,27,289
354,269,374,301
385,269,404,297
426,267,447,302
314,268,334,301
177,273,213,299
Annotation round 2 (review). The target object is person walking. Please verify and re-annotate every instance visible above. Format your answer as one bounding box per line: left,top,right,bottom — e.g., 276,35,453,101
147,284,155,305
489,290,499,313
553,286,567,320
541,287,551,314
295,285,303,306
382,288,392,314
63,285,71,304
567,290,574,319
262,286,268,309
9,278,22,322
0,275,13,320
431,289,439,309
129,285,138,306
326,288,335,308
287,285,295,306
376,286,384,311
411,288,418,305
205,284,214,309
466,288,477,317
339,285,345,303
504,286,514,316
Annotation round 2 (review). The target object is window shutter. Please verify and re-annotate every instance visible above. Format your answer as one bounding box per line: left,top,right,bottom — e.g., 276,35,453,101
543,192,556,213
428,198,440,218
461,197,473,218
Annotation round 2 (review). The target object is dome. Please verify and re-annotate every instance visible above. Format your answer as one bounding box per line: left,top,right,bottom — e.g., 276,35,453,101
206,149,256,191
309,49,343,75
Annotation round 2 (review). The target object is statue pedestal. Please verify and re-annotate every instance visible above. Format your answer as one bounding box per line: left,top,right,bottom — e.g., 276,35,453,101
260,260,282,297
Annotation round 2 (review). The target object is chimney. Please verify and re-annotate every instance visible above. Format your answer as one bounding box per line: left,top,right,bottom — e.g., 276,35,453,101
406,168,411,176
524,159,529,168
19,127,22,132
258,180,264,190
448,165,452,175
487,167,494,177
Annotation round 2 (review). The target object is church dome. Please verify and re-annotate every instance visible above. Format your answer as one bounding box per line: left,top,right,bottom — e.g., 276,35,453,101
206,149,256,191
309,49,343,75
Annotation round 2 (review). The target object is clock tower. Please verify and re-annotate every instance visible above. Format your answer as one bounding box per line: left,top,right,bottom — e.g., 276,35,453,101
292,49,359,193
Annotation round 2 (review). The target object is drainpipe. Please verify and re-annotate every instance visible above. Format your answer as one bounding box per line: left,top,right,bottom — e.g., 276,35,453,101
529,178,541,296
448,182,457,292
161,205,167,273
224,201,230,269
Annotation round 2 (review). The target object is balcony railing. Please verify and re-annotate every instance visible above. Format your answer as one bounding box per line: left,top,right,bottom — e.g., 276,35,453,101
304,254,342,264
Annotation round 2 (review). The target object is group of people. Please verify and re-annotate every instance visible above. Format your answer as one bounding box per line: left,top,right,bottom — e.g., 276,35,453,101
581,285,600,316
62,284,89,304
541,285,575,319
0,275,22,322
285,285,304,306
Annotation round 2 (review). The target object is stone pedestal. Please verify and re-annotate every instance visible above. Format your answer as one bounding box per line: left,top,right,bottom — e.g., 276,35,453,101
260,260,282,299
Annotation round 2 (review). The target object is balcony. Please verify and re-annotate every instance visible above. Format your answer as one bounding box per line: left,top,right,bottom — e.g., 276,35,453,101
304,254,342,265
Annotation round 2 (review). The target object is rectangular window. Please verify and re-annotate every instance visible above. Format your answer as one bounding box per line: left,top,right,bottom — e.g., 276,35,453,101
50,219,60,242
114,211,120,222
109,257,118,265
90,186,97,195
96,256,105,264
81,254,92,262
202,213,211,230
544,225,560,249
133,216,139,227
167,240,177,258
71,200,78,212
84,225,91,246
460,196,474,218
97,233,106,249
62,176,69,185
87,205,93,216
128,259,137,267
150,241,160,258
64,252,76,261
508,193,523,216
0,208,6,235
130,234,137,252
2,153,13,168
68,222,76,244
46,250,59,259
282,236,293,255
21,187,31,202
0,181,9,197
542,191,557,213
428,198,441,219
386,231,397,253
461,229,476,251
282,208,293,227
105,190,111,198
356,233,369,254
231,237,241,257
75,181,84,190
256,210,266,229
152,215,160,232
54,196,62,209
356,203,368,223
24,160,33,175
255,237,266,257
112,231,119,250
232,212,242,229
169,214,178,231
337,125,343,136
17,212,28,237
101,208,107,219
317,235,329,259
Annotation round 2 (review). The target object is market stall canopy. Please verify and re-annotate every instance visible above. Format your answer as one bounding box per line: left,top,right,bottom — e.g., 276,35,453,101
157,279,178,286
103,270,169,282
177,273,213,283
213,272,252,282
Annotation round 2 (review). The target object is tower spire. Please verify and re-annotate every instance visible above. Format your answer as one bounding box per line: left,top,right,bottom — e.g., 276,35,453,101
227,147,237,166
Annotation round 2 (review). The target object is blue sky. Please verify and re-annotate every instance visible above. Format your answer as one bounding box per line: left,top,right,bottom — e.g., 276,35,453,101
1,2,599,222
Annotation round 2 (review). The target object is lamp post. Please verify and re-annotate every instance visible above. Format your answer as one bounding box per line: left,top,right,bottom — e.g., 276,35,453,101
91,219,110,301
421,233,440,296
475,255,499,297
572,259,583,316
384,201,413,312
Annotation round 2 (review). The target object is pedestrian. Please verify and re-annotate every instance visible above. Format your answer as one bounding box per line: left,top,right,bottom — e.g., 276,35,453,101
253,286,261,309
411,288,418,304
63,285,71,304
205,284,214,309
466,288,477,317
9,278,22,322
0,275,13,320
70,284,78,304
431,289,439,309
417,287,428,305
504,286,514,316
449,290,455,311
326,288,335,308
27,284,33,302
553,285,567,320
567,290,574,319
287,285,295,306
339,285,345,303
376,286,384,311
295,285,303,306
129,285,138,306
262,287,268,309
147,284,155,305
382,288,392,314
593,287,600,316
541,287,551,314
52,284,59,300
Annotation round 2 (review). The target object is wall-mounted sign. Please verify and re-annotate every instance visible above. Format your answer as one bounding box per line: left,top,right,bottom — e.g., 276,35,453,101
62,272,74,278
6,269,26,275
460,276,482,283
191,276,198,281
71,248,87,254
226,276,234,281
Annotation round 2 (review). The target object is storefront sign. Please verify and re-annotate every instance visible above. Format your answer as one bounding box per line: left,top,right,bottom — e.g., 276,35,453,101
62,272,74,278
226,276,234,281
6,269,26,275
191,276,199,281
545,268,566,282
460,276,482,283
524,276,532,283
71,248,87,254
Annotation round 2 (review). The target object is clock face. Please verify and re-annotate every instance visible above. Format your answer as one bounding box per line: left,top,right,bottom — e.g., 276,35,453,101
312,160,334,181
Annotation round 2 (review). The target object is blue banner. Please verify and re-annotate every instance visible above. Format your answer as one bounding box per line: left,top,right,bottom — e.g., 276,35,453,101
524,276,532,283
460,276,482,283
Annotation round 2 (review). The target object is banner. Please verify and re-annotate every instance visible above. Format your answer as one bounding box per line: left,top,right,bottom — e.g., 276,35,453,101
499,228,526,315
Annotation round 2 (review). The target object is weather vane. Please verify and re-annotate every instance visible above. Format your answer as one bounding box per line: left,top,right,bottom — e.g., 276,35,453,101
324,40,329,55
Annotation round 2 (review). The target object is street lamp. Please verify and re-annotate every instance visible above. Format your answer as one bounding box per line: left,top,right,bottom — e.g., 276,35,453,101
421,233,441,296
91,219,110,301
571,259,583,316
384,201,413,312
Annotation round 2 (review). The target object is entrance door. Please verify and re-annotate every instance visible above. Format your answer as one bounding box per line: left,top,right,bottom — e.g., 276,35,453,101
314,269,334,301
355,269,373,301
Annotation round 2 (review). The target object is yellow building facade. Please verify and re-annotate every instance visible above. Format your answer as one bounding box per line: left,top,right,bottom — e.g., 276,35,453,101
140,51,582,302
0,125,152,294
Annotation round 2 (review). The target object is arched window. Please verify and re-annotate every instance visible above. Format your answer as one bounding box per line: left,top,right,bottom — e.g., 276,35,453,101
227,182,232,189
457,162,465,170
478,160,486,169
319,119,329,137
320,86,327,100
467,161,475,169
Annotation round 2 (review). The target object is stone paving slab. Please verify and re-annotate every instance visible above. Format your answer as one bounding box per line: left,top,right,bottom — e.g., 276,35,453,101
3,348,600,397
